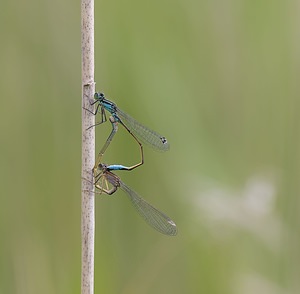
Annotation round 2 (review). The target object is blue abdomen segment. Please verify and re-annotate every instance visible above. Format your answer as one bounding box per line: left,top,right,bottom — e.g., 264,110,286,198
107,164,129,171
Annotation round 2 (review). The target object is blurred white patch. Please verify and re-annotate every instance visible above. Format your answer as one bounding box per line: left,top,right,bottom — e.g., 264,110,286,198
233,272,286,294
192,174,283,250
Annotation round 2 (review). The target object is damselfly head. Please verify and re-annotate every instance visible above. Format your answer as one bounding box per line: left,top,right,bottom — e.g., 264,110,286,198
94,92,105,101
98,163,108,171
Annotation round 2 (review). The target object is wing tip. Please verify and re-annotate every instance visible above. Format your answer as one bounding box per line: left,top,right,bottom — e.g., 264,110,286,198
165,220,178,236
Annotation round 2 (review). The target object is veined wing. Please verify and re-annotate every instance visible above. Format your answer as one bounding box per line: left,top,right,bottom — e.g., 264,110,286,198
119,180,177,236
116,107,170,151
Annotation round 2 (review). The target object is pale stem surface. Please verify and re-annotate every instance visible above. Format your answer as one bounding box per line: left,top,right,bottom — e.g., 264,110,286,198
81,0,95,292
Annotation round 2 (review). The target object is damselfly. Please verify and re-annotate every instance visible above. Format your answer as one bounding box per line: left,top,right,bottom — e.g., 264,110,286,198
94,162,177,236
86,92,170,169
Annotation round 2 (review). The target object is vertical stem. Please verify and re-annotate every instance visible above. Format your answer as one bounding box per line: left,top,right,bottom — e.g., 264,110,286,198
81,0,95,293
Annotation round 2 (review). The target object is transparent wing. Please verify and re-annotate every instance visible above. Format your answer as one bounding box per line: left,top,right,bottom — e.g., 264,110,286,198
116,107,170,151
119,180,177,236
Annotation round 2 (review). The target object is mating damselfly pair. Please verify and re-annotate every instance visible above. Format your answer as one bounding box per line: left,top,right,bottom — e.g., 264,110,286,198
86,92,177,236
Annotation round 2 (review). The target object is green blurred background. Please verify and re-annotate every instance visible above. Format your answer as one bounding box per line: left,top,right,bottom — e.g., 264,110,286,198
1,0,299,293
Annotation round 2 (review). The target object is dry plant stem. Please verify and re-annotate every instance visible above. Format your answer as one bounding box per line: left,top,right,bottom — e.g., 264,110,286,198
81,0,95,292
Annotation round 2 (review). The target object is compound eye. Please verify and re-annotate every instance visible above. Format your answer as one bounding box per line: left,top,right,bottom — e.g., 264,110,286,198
94,92,105,100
